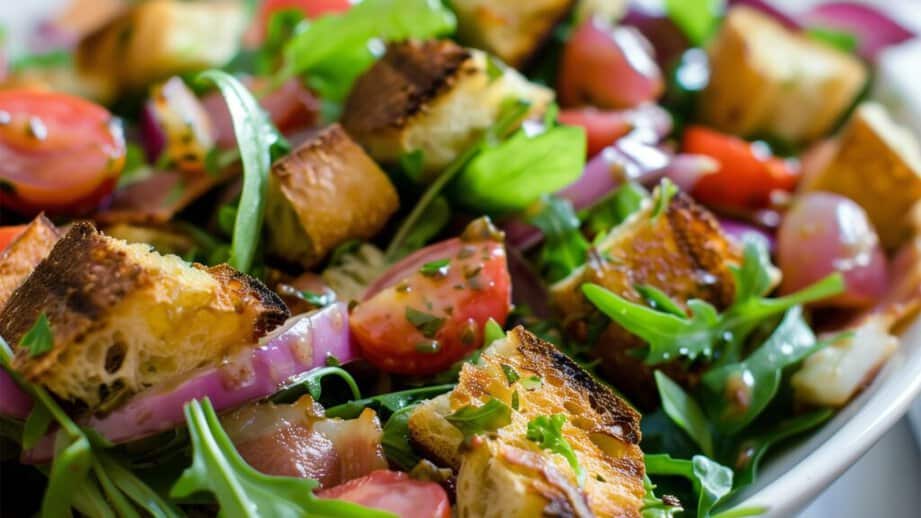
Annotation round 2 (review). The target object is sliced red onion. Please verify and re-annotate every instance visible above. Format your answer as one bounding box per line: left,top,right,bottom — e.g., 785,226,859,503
139,104,167,163
661,154,719,191
0,369,33,419
622,1,691,68
804,2,915,61
718,218,775,252
728,0,801,30
24,304,358,463
363,239,463,300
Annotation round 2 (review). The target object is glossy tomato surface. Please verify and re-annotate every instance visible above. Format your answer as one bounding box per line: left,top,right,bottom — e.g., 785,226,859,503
0,89,125,216
318,470,451,518
350,237,511,375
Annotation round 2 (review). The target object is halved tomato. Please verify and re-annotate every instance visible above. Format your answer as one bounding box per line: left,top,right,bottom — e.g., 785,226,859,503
317,470,451,518
0,89,125,216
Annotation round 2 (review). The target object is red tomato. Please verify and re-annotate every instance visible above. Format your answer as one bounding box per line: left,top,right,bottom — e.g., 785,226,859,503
318,470,451,518
350,238,511,376
0,90,125,216
249,0,352,43
559,108,634,157
0,225,26,251
683,125,799,210
558,18,664,110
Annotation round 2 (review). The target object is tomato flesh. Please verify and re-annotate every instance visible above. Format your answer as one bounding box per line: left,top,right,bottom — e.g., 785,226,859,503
683,125,798,210
559,108,634,157
0,90,125,216
318,470,451,518
350,238,511,376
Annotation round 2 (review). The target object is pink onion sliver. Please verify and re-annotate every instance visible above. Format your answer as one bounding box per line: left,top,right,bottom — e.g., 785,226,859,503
0,369,33,419
728,0,801,30
719,218,775,252
661,154,719,192
363,239,463,300
804,2,915,61
24,303,357,463
139,103,167,163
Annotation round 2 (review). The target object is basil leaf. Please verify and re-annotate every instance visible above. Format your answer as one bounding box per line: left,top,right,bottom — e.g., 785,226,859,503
324,384,454,419
172,399,394,517
529,195,590,283
20,313,53,357
452,125,586,213
665,0,724,45
526,414,585,485
197,70,281,274
645,453,733,518
445,397,512,442
655,371,714,457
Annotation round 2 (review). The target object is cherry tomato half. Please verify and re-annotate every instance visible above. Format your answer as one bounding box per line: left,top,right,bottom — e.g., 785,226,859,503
318,470,451,518
683,125,798,210
0,90,125,216
350,237,511,376
558,108,634,157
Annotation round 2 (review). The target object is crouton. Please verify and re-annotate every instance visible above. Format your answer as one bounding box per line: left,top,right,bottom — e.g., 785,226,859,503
76,0,245,94
341,40,553,179
263,124,399,269
0,215,60,309
699,6,867,143
801,102,921,250
409,327,645,518
451,0,575,68
102,222,198,258
0,222,289,409
550,192,740,407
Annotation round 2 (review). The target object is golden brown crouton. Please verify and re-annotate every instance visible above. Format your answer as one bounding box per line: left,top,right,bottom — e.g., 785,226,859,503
410,327,645,518
699,6,866,143
0,223,288,409
550,192,740,407
801,102,921,250
263,124,399,269
451,0,575,68
0,215,60,309
342,40,553,178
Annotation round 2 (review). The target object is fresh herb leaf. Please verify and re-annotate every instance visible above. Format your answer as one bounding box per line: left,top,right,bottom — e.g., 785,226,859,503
380,406,420,471
22,401,53,450
645,453,733,518
297,290,336,308
483,318,505,346
501,364,520,385
420,258,450,277
257,9,306,75
584,182,649,237
521,375,543,390
511,390,520,410
655,371,714,457
270,366,362,404
526,414,585,485
324,385,454,419
529,195,590,282
730,238,777,305
636,284,687,318
807,26,859,53
642,475,683,518
217,203,238,237
172,398,394,517
651,179,678,220
45,434,95,518
665,0,723,46
10,50,71,72
196,70,285,274
19,313,53,357
405,307,445,338
445,398,512,442
399,149,426,182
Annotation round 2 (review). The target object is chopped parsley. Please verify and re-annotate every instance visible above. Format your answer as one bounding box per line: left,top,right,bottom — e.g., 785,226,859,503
405,307,445,338
501,364,520,385
20,313,53,357
419,259,450,277
526,414,585,485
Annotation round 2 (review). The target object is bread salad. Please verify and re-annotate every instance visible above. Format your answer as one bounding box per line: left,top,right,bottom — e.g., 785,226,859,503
1,0,919,516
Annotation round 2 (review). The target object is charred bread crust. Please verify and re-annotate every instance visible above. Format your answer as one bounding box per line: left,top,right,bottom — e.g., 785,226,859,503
0,214,61,309
202,264,289,338
342,40,472,136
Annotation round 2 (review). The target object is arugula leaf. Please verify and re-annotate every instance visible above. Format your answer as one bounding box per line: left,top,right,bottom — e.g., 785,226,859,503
651,179,678,220
325,384,454,419
95,450,181,518
10,50,71,72
19,313,53,357
452,125,586,213
526,414,585,485
529,195,590,282
584,182,649,237
445,398,512,442
380,406,420,471
22,401,53,450
257,9,305,75
270,366,362,404
484,318,505,346
665,0,724,45
636,284,687,318
399,149,426,182
730,239,777,305
172,398,394,517
655,371,714,457
645,453,733,518
197,70,285,274
45,434,95,518
280,0,456,102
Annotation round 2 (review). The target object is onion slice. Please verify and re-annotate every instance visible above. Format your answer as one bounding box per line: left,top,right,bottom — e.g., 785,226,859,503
0,369,32,419
24,303,358,463
362,238,463,300
804,2,915,61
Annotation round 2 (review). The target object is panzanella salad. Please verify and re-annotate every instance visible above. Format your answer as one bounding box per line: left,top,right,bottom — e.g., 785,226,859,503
0,0,919,516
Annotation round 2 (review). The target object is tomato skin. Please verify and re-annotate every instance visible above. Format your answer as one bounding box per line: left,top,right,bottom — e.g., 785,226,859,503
558,108,633,157
250,0,352,43
0,90,125,216
683,125,798,210
0,225,26,251
350,238,511,376
318,470,451,518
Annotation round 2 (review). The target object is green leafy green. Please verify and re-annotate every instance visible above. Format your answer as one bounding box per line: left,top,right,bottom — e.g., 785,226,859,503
655,371,713,457
172,399,394,517
484,318,506,346
419,258,451,277
528,194,590,282
645,454,733,518
399,149,426,182
584,182,649,237
380,406,420,471
807,26,859,53
445,398,512,442
651,179,678,220
22,401,53,450
196,70,286,274
389,196,451,261
10,50,71,72
665,0,724,45
270,366,362,404
296,290,336,308
280,0,456,103
452,125,586,213
19,313,53,357
526,414,585,485
501,364,520,385
636,284,687,318
325,384,454,419
257,9,306,75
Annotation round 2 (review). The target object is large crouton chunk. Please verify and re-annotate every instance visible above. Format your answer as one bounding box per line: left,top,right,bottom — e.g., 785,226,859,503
264,124,399,268
551,192,740,407
410,327,645,518
802,102,921,250
451,0,575,68
342,39,553,178
0,215,60,309
699,6,866,143
0,223,289,409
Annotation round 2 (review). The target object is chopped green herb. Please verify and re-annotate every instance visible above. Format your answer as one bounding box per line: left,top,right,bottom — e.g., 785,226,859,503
420,258,451,277
501,364,520,385
529,195,590,282
483,318,505,345
257,9,305,75
521,375,543,390
414,340,442,354
445,398,512,443
807,26,859,53
526,414,585,485
655,371,714,457
584,182,649,237
664,0,723,45
405,307,445,338
19,313,53,357
511,390,520,411
645,453,733,518
297,290,335,308
651,179,678,220
485,54,505,81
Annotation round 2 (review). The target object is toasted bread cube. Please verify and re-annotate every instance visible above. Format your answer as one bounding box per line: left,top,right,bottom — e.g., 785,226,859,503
451,0,575,68
802,102,921,250
264,124,399,268
550,192,740,406
0,215,61,309
410,327,645,517
699,6,867,143
342,40,553,178
77,0,245,94
0,223,289,408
